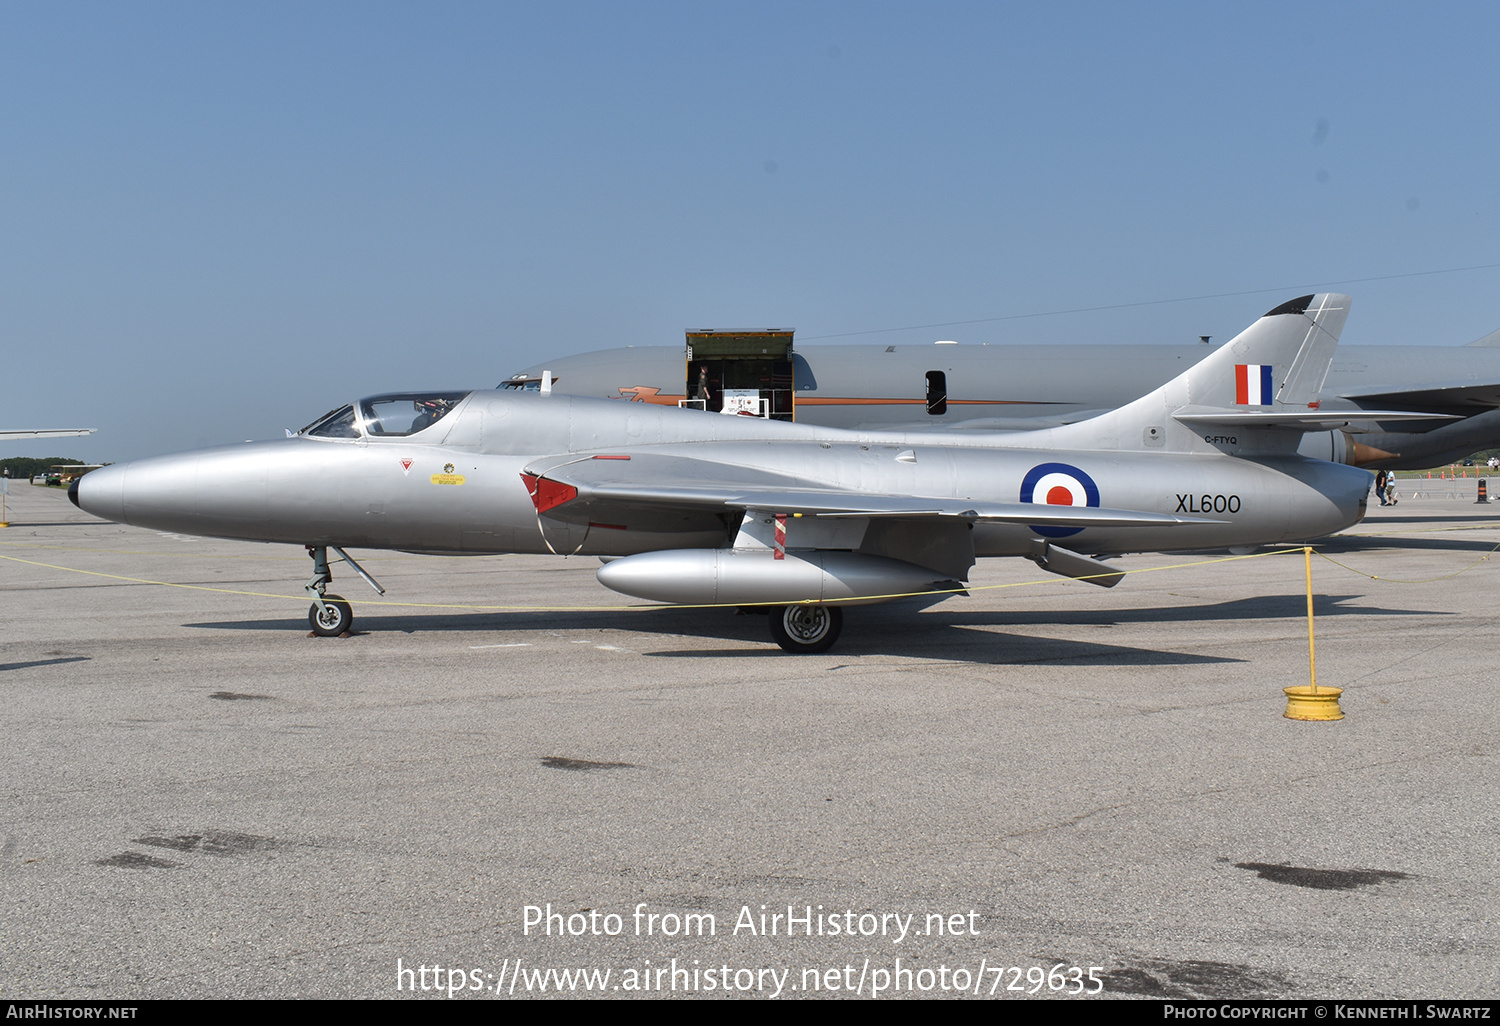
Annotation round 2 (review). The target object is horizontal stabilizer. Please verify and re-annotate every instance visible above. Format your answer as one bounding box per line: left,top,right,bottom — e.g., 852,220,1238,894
1173,407,1458,431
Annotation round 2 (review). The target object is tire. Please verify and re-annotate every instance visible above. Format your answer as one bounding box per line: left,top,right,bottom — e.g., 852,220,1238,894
309,594,353,636
769,604,842,654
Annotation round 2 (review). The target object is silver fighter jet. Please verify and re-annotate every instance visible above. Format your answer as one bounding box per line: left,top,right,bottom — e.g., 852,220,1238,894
75,294,1398,653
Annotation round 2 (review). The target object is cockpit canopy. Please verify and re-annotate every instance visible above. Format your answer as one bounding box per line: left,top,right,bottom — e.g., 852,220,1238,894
300,391,472,439
501,376,550,392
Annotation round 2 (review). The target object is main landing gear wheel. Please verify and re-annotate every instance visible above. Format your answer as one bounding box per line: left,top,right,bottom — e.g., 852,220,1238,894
769,604,842,654
309,594,353,637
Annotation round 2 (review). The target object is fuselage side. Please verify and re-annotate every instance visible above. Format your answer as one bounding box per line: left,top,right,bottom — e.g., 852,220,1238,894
76,389,1371,562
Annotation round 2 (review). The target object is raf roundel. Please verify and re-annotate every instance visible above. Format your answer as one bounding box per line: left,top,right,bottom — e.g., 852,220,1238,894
1019,462,1101,538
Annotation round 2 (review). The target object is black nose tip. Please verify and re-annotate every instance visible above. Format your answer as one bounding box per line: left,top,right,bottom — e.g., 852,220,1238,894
68,479,80,508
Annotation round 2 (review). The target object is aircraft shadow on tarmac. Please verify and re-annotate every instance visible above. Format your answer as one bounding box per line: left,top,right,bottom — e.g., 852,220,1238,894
967,592,1430,625
1357,512,1498,526
646,627,1245,666
181,609,1237,666
1322,531,1500,554
0,655,91,673
181,590,1431,666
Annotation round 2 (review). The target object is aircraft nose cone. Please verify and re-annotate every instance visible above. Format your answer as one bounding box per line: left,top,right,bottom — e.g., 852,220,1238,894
73,445,277,537
74,462,127,523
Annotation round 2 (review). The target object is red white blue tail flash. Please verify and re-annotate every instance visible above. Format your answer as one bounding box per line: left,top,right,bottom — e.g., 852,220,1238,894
1235,364,1274,406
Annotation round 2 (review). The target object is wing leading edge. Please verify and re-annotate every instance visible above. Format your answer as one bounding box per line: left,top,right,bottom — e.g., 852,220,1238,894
520,453,1219,530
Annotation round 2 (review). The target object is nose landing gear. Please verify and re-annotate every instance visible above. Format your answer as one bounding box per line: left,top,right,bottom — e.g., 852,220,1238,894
305,545,385,637
309,593,353,636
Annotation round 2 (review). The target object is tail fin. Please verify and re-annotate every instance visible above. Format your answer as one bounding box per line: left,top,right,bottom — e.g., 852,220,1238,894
1037,293,1351,456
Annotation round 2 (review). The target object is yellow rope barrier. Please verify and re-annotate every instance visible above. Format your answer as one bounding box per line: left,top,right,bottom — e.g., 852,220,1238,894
2,521,1496,615
1312,542,1500,584
0,547,1309,613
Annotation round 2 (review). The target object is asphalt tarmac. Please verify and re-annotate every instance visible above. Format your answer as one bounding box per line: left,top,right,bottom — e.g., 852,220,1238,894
2,482,1497,1000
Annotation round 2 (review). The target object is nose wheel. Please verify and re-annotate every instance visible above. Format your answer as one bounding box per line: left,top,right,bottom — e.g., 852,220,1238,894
309,594,352,636
769,604,842,654
304,545,384,637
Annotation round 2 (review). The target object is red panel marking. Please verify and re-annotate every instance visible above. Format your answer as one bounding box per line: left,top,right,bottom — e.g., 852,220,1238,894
1046,486,1074,506
1235,364,1249,405
774,514,787,560
591,454,631,460
519,473,578,513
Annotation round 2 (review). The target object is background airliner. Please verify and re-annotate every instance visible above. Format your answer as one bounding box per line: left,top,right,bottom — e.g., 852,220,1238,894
507,326,1500,470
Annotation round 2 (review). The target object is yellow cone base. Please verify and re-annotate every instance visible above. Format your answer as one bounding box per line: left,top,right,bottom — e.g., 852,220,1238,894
1283,685,1344,721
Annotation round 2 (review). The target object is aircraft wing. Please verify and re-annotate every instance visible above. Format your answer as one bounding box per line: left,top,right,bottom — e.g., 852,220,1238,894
0,428,95,439
1335,382,1500,415
521,452,1217,529
523,451,1217,580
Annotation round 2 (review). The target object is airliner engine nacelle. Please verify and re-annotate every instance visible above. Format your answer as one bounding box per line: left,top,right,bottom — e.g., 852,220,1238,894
596,549,952,606
1297,430,1401,467
1298,430,1349,464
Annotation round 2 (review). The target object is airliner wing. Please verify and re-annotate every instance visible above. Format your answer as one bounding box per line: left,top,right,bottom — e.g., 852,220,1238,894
1336,383,1500,415
0,428,95,439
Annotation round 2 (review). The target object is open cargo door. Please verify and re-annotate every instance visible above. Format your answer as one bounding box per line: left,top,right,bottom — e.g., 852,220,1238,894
685,329,795,421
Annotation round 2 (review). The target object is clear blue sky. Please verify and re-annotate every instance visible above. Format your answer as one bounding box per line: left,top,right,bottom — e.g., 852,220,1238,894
5,1,1499,459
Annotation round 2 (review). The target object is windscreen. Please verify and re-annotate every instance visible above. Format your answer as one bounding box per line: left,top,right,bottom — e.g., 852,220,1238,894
359,392,472,436
301,405,359,438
